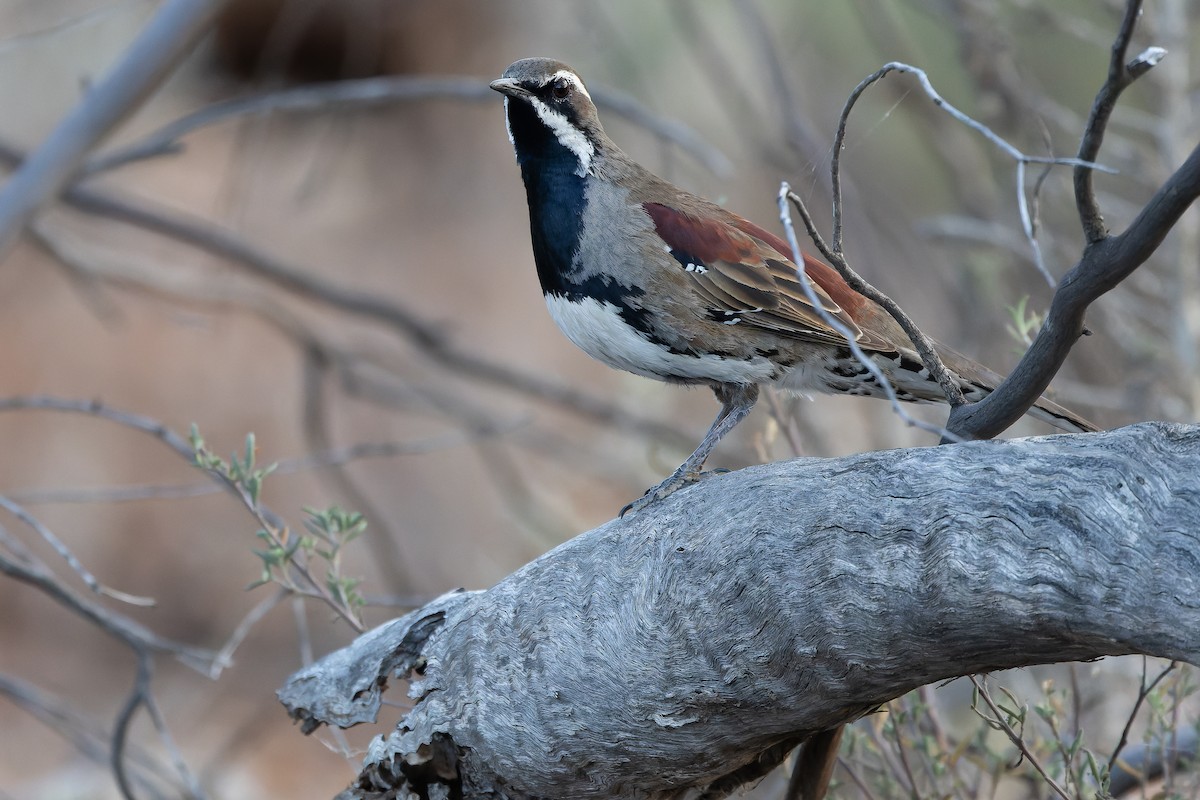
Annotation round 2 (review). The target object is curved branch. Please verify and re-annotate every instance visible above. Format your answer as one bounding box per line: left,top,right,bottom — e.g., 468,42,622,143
1073,0,1157,241
280,422,1200,799
0,0,226,262
948,141,1200,438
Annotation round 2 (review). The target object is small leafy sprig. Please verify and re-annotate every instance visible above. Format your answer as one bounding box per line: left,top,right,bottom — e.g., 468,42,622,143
189,425,365,631
1006,295,1045,350
299,506,367,614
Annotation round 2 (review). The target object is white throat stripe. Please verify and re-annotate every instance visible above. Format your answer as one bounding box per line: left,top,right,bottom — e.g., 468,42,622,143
503,97,515,150
526,96,594,176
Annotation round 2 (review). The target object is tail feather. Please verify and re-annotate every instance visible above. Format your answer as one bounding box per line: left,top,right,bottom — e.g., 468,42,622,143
932,344,1097,434
1024,396,1097,433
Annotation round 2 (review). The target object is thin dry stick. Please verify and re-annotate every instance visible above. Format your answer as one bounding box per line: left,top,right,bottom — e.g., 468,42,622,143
917,684,972,799
786,187,967,411
0,670,180,796
300,347,410,591
112,651,163,800
0,528,217,674
0,395,361,628
1038,693,1082,797
1075,0,1163,242
887,704,922,800
835,755,883,800
211,587,288,681
761,389,805,457
0,0,227,261
0,148,698,453
84,77,732,178
27,218,541,471
811,58,1113,412
8,433,509,505
863,714,919,797
1107,658,1177,781
142,689,205,800
778,183,963,442
731,0,825,165
0,395,283,525
829,61,1113,257
970,675,1072,800
0,495,153,605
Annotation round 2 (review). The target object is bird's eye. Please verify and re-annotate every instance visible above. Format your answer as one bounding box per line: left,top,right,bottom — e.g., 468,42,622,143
550,78,571,100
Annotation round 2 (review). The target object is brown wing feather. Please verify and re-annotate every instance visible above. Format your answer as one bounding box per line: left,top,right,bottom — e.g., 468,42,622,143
643,202,899,351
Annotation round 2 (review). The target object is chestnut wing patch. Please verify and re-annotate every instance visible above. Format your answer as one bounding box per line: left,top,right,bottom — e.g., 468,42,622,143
643,202,873,346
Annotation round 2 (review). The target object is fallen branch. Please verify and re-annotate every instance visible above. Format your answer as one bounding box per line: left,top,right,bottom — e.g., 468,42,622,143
280,422,1200,799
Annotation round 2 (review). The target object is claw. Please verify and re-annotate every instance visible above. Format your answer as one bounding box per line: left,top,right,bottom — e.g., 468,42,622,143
618,468,727,517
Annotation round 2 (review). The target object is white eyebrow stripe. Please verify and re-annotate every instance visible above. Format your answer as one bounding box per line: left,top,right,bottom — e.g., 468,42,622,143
525,95,594,176
548,69,591,100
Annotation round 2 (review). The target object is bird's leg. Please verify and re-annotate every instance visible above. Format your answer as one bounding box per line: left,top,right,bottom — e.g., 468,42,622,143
620,384,759,516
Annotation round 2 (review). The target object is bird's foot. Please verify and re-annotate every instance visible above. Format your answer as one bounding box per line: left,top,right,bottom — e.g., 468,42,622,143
619,468,729,517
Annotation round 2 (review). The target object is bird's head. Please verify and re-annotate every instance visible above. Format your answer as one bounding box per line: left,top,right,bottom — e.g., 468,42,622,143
490,58,607,176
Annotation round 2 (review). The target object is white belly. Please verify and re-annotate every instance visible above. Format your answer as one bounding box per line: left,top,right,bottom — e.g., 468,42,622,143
544,295,779,384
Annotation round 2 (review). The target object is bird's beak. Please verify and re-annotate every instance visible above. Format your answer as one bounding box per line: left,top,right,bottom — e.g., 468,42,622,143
489,78,526,98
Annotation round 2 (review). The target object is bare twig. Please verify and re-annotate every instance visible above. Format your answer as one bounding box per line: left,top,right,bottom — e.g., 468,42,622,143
34,209,681,499
0,394,362,627
142,687,205,800
835,754,882,800
112,652,162,800
0,542,217,675
1074,0,1164,242
885,701,921,800
1022,150,1059,288
212,587,288,681
0,495,153,605
9,434,513,506
1108,658,1177,779
293,595,314,666
667,0,804,173
781,56,1115,422
761,390,805,457
0,671,180,799
0,394,281,523
778,183,964,442
830,61,1113,257
948,137,1200,438
0,145,696,452
0,0,227,262
786,187,968,412
731,0,826,166
817,56,1110,413
969,675,1072,800
863,713,919,796
83,77,732,179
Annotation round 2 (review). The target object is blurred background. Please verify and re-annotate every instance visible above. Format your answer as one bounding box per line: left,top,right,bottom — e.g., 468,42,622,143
0,0,1196,797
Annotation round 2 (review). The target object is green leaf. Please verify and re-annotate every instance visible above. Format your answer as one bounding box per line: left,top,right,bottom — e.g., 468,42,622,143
245,475,261,505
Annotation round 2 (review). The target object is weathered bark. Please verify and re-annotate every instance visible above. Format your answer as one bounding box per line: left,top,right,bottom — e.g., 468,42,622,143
279,422,1200,799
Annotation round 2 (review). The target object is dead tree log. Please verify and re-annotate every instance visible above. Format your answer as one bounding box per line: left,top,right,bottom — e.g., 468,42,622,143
280,422,1200,799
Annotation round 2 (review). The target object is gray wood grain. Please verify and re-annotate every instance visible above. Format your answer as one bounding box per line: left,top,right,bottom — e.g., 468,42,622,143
280,422,1200,799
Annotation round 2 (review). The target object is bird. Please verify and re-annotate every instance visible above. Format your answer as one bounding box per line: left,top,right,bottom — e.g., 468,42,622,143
490,57,1095,516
